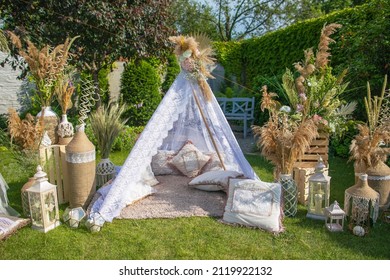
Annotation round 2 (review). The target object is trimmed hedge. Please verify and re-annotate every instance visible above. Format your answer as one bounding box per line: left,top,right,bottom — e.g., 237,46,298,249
120,60,162,126
214,0,390,121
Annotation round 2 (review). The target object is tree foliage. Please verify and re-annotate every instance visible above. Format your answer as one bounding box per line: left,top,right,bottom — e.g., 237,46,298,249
0,0,175,104
203,0,287,41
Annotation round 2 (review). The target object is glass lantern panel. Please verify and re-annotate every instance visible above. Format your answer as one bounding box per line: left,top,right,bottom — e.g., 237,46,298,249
308,181,328,215
29,192,43,227
43,192,57,224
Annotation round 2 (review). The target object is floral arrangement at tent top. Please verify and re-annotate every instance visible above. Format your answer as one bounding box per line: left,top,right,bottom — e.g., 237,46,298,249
169,34,216,101
279,23,356,134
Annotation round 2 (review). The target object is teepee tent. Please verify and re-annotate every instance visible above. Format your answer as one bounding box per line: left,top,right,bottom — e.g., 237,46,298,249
88,35,260,225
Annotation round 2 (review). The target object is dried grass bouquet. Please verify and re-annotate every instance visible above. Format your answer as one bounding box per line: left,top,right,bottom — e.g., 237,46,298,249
252,86,319,178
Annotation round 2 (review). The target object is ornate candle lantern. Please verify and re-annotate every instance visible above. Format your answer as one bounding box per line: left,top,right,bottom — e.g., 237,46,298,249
26,166,60,232
307,157,330,220
324,201,345,232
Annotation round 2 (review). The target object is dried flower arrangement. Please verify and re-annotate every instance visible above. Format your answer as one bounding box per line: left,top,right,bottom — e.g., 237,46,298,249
252,86,319,178
280,23,355,133
54,71,76,115
350,75,390,170
169,34,216,101
7,108,44,150
7,32,78,108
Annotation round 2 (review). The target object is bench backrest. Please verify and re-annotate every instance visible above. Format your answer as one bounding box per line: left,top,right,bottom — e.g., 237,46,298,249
216,97,255,119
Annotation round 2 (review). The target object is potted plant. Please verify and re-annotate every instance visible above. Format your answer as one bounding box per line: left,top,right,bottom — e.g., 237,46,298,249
90,102,128,187
349,75,390,209
252,85,319,216
278,23,356,162
55,71,76,145
7,32,78,143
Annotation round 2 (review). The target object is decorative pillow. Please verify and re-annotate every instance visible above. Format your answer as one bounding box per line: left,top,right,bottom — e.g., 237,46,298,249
171,142,211,178
222,179,284,233
189,170,244,192
0,214,30,240
142,164,159,186
151,150,181,175
202,152,224,173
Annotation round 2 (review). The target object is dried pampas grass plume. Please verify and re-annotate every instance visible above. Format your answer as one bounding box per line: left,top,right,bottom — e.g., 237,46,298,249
315,23,342,69
7,108,44,150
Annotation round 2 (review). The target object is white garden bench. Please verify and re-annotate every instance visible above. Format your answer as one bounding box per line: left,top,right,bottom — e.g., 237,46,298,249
216,97,255,138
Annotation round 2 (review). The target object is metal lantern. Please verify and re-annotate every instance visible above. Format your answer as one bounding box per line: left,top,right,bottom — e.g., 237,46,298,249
85,213,106,232
63,207,86,228
325,201,345,232
307,157,330,220
26,166,60,232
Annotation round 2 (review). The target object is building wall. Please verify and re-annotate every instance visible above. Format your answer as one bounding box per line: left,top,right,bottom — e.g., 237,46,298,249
0,52,25,114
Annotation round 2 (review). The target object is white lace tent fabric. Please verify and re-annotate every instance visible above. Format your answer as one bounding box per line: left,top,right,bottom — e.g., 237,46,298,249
88,70,259,223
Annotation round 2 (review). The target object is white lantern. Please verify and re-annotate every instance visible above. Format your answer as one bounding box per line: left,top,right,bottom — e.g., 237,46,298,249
324,201,345,232
63,207,86,228
26,166,60,232
307,157,330,220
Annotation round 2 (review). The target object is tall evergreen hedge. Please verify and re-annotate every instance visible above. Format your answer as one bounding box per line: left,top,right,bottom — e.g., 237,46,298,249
120,60,162,126
213,0,390,121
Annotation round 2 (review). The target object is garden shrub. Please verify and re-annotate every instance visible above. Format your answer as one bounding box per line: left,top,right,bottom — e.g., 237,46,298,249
120,60,162,126
329,120,358,158
161,53,180,93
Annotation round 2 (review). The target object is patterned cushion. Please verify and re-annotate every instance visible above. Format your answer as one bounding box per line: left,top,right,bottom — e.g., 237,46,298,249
222,179,284,233
151,150,181,175
202,152,224,173
189,170,244,192
0,214,30,240
171,142,211,178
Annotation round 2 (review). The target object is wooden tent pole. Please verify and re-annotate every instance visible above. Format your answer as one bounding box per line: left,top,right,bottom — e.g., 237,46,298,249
191,83,226,170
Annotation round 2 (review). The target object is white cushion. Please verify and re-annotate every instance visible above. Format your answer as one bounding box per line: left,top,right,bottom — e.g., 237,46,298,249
171,142,210,178
151,150,181,175
189,170,244,192
222,179,284,233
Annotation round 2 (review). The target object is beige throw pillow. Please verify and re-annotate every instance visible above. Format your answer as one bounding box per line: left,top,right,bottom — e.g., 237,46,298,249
189,170,244,192
202,152,224,173
151,150,181,175
171,142,210,178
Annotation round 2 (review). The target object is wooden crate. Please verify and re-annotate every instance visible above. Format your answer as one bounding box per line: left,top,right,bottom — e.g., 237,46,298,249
293,166,330,205
293,133,329,205
295,133,329,167
39,145,69,204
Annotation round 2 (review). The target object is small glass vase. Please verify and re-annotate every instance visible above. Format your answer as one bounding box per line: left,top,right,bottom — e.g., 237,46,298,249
279,174,298,217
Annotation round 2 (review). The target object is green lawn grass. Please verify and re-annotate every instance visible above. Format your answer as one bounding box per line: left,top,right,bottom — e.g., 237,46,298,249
1,151,389,260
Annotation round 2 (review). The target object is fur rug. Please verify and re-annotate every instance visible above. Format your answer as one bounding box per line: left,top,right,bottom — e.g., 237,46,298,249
119,175,227,219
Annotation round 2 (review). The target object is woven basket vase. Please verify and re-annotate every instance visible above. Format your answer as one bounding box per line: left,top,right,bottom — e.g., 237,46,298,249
65,125,96,209
366,161,390,210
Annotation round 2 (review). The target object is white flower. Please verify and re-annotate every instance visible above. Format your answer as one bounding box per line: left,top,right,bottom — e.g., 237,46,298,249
280,106,291,113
